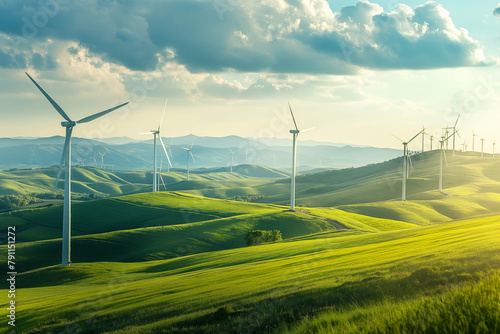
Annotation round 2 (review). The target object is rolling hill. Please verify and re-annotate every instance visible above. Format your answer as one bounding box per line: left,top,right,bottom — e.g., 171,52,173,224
1,150,499,333
0,164,287,197
1,200,499,333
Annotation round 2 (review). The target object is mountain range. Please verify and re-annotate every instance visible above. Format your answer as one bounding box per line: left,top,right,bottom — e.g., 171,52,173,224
0,135,400,170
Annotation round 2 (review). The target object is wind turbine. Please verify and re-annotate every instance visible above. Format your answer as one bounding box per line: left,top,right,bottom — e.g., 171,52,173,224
99,152,106,169
450,115,460,156
288,103,313,211
481,138,485,157
429,135,435,151
439,130,455,192
493,140,496,159
25,72,128,266
229,149,234,173
472,130,479,152
393,129,424,201
421,126,426,153
140,99,172,192
182,138,196,181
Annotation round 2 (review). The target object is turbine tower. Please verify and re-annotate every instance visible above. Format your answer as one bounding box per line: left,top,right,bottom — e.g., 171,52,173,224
181,138,196,181
229,150,234,173
140,99,172,192
98,152,106,169
421,126,426,153
481,138,485,157
429,135,435,151
394,129,424,201
439,131,455,192
26,72,128,266
472,130,479,152
493,140,496,159
451,115,460,156
288,103,313,211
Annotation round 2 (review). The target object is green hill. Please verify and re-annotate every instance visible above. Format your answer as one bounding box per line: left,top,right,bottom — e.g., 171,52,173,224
2,192,420,272
3,208,500,333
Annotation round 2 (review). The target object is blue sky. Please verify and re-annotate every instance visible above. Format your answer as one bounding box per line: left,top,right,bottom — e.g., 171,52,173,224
0,0,499,151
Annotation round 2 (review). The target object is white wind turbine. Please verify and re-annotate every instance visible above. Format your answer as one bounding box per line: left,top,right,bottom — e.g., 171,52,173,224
472,130,479,152
421,126,426,153
429,135,436,151
288,103,314,211
98,152,106,169
439,131,455,192
450,115,460,156
140,99,172,192
229,150,234,173
393,129,424,201
481,138,485,157
26,72,128,266
182,138,196,181
493,140,496,159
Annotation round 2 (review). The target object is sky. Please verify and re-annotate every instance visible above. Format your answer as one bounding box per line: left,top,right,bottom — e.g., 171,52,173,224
0,0,499,151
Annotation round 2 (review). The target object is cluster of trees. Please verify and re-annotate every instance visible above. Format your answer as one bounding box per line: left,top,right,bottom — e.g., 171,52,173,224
228,194,265,202
0,191,110,211
245,230,282,246
0,195,39,210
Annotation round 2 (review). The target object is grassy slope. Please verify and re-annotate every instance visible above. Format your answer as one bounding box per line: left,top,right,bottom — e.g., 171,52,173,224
1,213,499,333
2,192,418,272
251,152,500,225
0,164,285,197
0,192,280,242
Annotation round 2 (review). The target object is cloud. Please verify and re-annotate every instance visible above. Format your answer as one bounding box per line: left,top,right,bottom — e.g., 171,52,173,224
494,3,500,16
0,0,490,74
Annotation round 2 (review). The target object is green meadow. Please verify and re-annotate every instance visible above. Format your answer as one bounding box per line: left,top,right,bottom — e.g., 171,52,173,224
1,151,500,333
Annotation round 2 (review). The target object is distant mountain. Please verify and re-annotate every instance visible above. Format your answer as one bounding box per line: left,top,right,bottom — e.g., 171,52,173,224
0,135,400,170
93,137,139,145
251,137,369,148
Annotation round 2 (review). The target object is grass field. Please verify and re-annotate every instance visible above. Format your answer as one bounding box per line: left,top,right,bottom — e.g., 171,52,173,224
1,151,499,333
1,209,499,333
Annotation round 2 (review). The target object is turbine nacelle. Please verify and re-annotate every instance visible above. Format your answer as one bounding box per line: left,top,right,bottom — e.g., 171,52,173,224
61,121,76,127
290,130,300,134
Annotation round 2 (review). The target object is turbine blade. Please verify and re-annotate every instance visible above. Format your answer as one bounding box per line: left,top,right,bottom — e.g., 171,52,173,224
26,72,72,122
301,127,315,133
454,115,460,128
158,98,168,132
55,127,73,189
190,137,195,149
190,151,196,164
408,129,425,144
159,173,167,191
390,133,404,143
159,136,173,168
288,102,299,131
77,102,129,124
140,131,155,135
181,147,190,151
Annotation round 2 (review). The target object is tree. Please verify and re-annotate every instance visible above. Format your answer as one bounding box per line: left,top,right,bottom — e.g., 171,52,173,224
245,230,282,246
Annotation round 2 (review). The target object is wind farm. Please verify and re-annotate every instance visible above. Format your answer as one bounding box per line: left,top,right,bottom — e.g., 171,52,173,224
1,1,500,333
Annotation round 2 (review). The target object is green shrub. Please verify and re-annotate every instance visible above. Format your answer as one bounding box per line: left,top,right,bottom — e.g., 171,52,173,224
245,229,282,246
